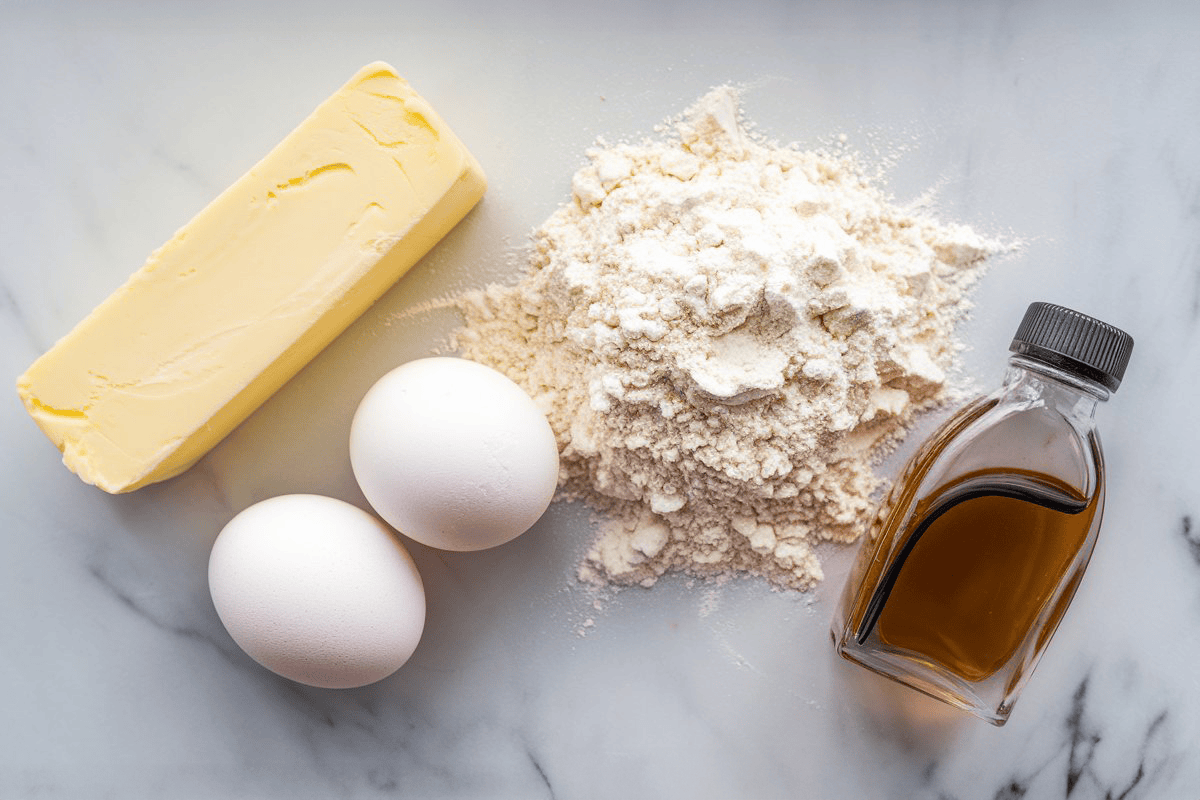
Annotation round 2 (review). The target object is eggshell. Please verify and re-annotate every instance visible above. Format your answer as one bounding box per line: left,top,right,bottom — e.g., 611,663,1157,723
350,357,559,551
208,494,425,689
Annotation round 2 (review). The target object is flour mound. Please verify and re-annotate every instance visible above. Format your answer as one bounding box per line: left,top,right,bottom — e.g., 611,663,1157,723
455,87,1002,591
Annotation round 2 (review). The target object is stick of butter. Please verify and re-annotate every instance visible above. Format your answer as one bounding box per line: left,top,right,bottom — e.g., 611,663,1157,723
17,62,486,493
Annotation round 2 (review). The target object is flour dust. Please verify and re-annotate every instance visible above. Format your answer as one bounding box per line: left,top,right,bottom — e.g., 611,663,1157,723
454,86,1006,592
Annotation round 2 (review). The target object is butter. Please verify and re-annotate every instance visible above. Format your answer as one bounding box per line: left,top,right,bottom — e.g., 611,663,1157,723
17,62,486,493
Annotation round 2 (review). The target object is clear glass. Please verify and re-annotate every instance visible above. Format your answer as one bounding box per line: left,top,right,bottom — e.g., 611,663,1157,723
831,355,1109,726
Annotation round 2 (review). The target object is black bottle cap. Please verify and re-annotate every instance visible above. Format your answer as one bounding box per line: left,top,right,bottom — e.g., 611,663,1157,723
1009,302,1134,392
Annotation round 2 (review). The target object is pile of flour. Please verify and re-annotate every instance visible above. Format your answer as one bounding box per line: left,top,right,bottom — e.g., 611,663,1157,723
455,87,1002,591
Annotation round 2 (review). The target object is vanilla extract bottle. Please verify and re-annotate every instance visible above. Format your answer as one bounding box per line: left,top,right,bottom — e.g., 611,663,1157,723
832,302,1134,725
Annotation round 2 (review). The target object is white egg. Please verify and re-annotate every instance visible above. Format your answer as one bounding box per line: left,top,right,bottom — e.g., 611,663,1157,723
208,494,425,689
350,357,559,551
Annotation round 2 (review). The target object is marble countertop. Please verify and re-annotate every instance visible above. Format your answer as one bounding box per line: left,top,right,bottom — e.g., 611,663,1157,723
3,1,1198,798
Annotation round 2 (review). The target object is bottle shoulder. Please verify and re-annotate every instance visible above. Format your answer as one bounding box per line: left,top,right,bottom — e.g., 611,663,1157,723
906,386,1104,503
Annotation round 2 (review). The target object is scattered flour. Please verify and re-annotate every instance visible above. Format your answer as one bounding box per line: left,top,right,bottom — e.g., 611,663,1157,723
455,87,1004,592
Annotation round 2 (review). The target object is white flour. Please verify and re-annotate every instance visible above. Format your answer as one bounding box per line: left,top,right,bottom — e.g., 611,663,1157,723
455,87,1002,591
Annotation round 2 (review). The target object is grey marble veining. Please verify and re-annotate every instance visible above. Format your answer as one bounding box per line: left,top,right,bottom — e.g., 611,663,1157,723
3,1,1200,798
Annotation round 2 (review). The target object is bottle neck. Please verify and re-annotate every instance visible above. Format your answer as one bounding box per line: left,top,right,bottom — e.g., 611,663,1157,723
1003,354,1109,420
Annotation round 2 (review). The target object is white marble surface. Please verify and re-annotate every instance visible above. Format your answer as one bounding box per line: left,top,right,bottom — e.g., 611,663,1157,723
2,1,1198,797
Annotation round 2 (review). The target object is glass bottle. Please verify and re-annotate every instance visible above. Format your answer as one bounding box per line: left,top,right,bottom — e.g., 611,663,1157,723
831,302,1134,725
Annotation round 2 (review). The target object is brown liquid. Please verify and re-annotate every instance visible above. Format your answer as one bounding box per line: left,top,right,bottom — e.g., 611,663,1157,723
871,469,1097,681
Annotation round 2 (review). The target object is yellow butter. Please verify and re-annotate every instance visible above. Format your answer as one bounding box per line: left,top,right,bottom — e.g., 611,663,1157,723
17,62,486,493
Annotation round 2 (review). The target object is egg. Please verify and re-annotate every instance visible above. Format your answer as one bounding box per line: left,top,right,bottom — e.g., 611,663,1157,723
208,494,425,689
350,357,559,551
